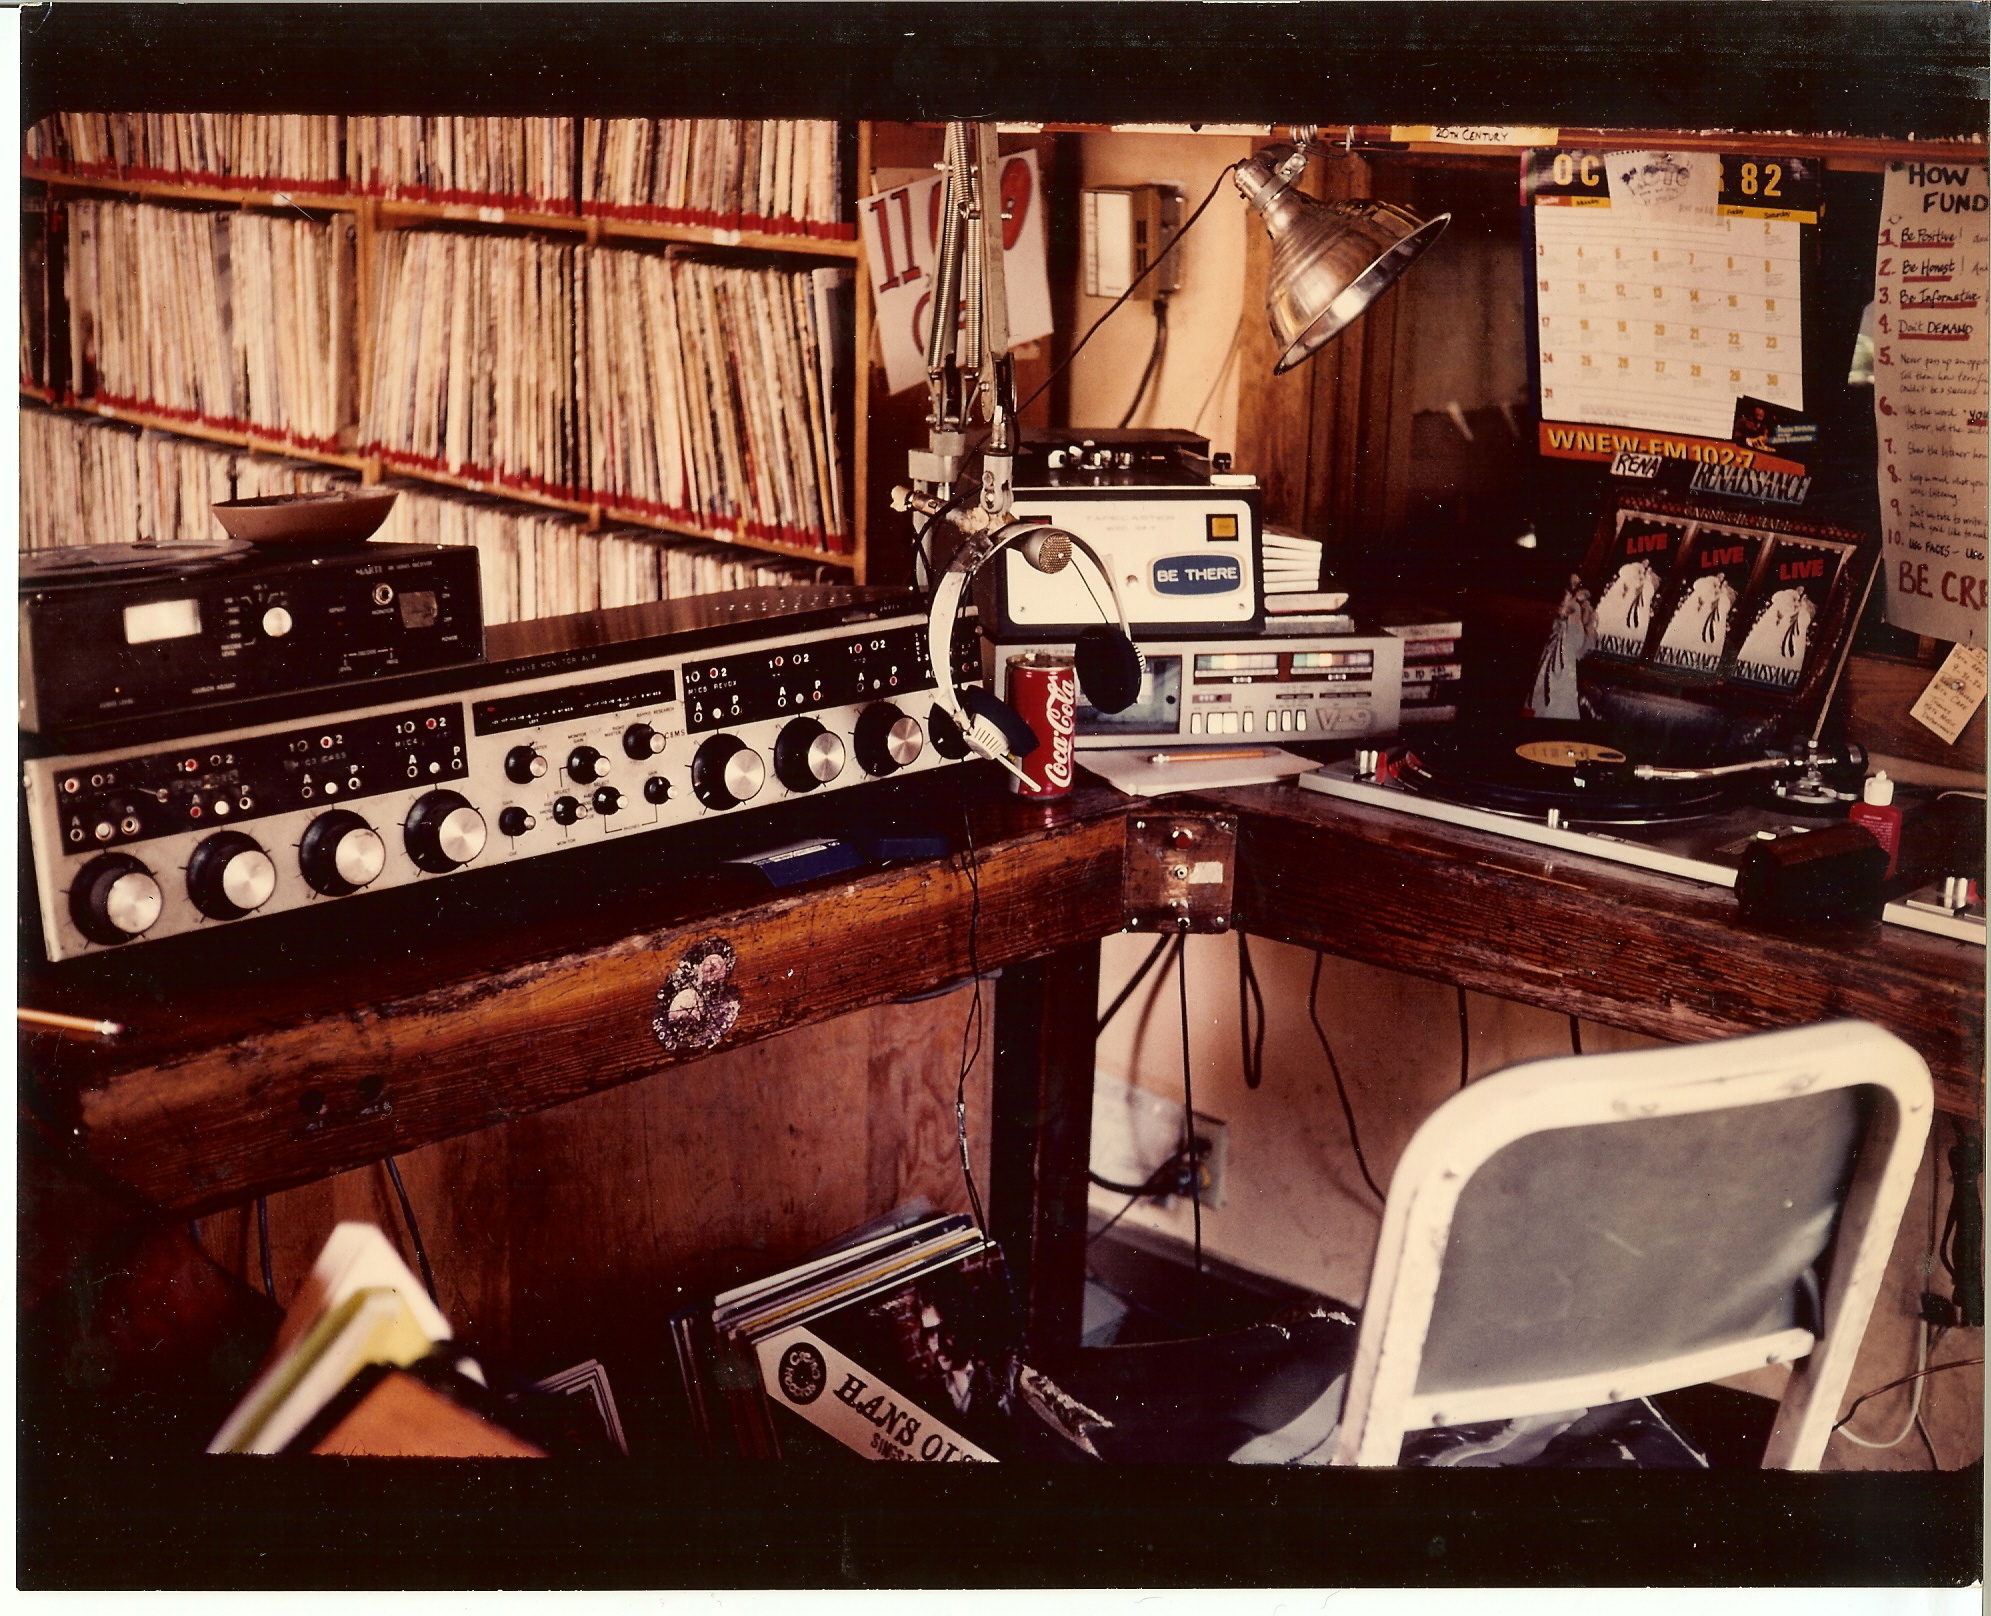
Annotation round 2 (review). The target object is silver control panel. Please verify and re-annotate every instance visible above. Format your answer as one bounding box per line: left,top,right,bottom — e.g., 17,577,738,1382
997,631,1403,749
26,606,972,960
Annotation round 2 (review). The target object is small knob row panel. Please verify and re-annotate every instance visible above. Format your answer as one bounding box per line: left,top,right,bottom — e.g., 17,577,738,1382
69,788,491,944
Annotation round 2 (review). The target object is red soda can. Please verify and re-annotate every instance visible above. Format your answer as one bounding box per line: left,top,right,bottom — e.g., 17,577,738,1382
1005,651,1077,798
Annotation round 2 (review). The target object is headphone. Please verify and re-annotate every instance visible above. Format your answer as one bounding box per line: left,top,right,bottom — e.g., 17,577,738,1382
927,521,1147,789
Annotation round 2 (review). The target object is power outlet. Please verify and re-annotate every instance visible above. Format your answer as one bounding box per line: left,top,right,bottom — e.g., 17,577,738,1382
1090,1071,1228,1208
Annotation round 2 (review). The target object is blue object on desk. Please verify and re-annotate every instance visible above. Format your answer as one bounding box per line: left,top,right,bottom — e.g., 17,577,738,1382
721,837,867,888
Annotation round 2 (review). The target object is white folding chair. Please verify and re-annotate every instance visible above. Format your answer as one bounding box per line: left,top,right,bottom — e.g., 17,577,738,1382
1333,1020,1932,1468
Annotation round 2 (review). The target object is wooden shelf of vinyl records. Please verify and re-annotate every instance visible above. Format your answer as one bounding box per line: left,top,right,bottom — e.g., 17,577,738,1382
24,167,867,576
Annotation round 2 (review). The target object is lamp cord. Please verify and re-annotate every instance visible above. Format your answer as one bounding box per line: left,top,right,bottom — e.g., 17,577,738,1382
1308,951,1386,1203
1116,295,1170,429
1175,934,1203,1305
1019,163,1238,417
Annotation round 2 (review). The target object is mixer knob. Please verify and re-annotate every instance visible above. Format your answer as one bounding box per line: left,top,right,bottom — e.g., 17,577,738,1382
692,734,766,810
567,745,611,783
298,809,387,896
774,717,846,792
623,723,667,760
403,790,487,873
593,786,624,816
498,806,536,838
70,852,164,945
643,776,672,805
186,830,278,920
505,745,549,785
853,703,923,777
551,795,583,826
927,704,972,761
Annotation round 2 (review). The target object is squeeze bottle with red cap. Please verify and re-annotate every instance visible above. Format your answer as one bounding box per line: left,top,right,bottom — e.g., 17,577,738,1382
1848,771,1904,876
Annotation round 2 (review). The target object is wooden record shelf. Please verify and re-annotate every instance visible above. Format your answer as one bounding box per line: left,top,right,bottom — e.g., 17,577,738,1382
23,162,867,577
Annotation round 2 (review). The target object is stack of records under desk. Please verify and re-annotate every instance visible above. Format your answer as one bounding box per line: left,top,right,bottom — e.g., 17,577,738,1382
676,1213,1096,1463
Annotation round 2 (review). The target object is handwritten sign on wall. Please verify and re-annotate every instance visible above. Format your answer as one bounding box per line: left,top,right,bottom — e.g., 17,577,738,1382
858,149,1053,395
1874,160,1989,648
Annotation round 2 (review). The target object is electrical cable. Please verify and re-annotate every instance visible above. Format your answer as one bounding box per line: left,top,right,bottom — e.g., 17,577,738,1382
1116,295,1170,429
1456,986,1471,1087
1835,1319,1933,1449
383,1155,440,1308
255,1197,275,1301
1176,934,1203,1295
1308,951,1386,1204
1191,318,1245,437
1568,1016,1583,1056
1019,163,1239,417
1096,933,1174,1036
1237,931,1266,1091
954,798,989,1233
1831,1353,1982,1437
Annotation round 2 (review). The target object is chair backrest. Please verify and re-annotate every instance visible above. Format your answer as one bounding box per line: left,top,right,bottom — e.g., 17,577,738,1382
1334,1021,1932,1468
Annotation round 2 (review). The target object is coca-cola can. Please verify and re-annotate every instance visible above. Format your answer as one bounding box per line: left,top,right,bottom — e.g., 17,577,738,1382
1005,651,1077,798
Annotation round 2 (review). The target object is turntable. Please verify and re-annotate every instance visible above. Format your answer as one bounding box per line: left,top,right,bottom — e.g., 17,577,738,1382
1299,720,1984,946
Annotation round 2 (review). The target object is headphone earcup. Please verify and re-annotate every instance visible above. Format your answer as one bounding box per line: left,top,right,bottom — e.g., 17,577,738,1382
1074,625,1146,715
962,686,1041,757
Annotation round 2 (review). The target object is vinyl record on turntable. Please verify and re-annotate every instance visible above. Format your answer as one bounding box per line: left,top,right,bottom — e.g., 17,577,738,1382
1396,719,1738,823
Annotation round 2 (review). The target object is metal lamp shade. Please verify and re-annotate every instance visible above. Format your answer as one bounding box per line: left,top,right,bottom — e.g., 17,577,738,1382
1236,150,1450,374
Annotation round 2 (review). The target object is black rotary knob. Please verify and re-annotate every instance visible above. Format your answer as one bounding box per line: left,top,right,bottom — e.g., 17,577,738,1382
504,745,549,785
691,734,766,810
567,745,611,783
70,852,164,945
186,830,278,920
299,809,387,896
402,790,487,873
774,717,846,792
927,703,972,760
623,723,667,760
593,785,624,816
854,702,924,777
551,795,583,826
498,806,536,838
643,775,672,805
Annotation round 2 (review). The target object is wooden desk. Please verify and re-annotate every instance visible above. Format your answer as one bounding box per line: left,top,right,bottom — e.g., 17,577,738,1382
21,765,1985,1358
1208,780,1985,1121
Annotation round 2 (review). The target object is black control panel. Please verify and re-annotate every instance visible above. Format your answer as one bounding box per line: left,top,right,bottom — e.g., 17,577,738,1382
471,668,679,735
680,624,933,733
47,703,467,855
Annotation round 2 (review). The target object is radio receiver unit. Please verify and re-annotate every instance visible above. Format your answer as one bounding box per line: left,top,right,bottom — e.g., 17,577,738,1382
996,628,1404,748
24,587,981,962
19,537,486,736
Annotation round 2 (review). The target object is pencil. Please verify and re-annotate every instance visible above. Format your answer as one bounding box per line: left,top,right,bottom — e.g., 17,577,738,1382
1146,747,1277,766
18,1007,123,1038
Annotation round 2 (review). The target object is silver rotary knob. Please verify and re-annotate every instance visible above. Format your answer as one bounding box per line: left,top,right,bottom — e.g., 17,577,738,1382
70,852,164,945
186,830,278,920
854,702,924,777
691,734,767,810
299,809,388,896
403,790,487,873
774,717,846,792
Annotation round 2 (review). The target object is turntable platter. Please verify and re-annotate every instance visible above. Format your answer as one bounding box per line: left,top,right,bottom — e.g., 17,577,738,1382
1397,720,1739,823
20,540,252,586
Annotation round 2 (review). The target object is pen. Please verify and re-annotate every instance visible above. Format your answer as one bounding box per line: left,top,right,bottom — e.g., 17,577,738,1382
18,1007,123,1038
1146,747,1276,766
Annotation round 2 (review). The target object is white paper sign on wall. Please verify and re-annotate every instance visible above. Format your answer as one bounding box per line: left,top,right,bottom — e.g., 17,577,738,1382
1873,160,1989,648
858,148,1054,396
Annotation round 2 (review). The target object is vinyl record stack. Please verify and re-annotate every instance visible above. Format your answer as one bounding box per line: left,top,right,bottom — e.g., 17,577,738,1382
24,112,345,191
346,117,578,214
361,228,585,498
63,197,357,452
581,246,849,551
581,119,848,240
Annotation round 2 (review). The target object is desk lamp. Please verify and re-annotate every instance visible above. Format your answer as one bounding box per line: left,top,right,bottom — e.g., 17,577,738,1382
907,121,1447,783
1233,125,1450,373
